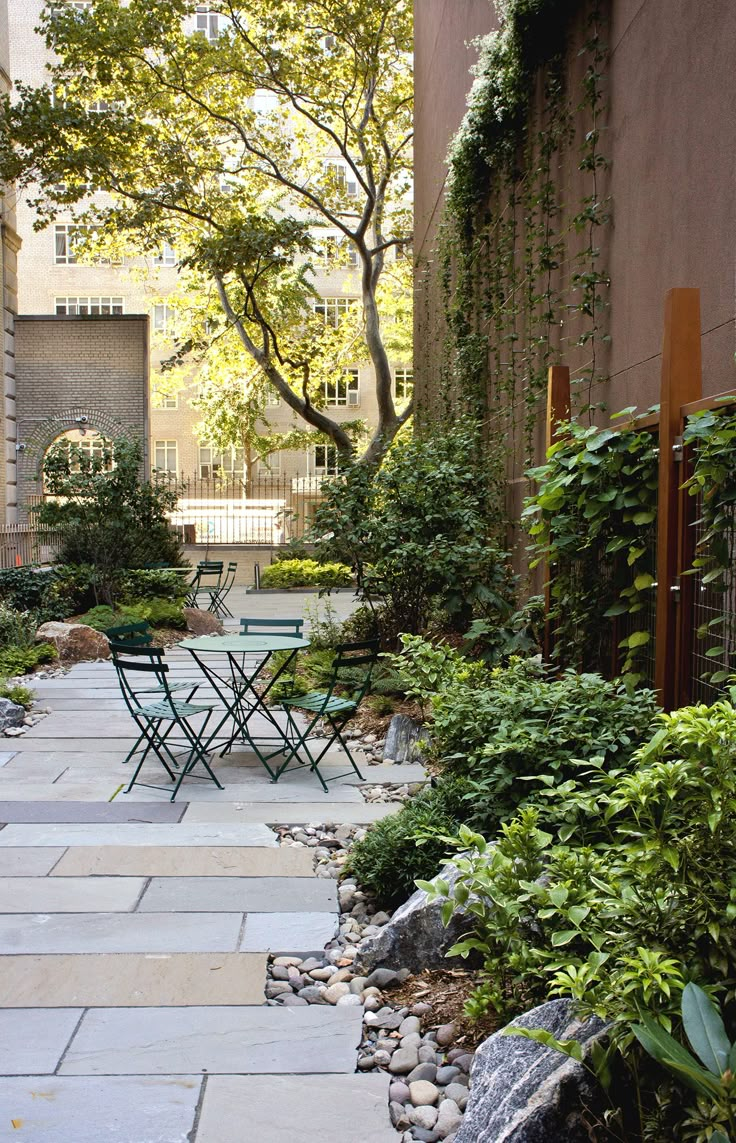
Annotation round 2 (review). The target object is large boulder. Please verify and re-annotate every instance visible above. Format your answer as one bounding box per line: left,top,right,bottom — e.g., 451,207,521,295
0,697,25,731
455,999,608,1143
183,608,225,636
382,713,430,763
35,622,110,663
355,860,478,973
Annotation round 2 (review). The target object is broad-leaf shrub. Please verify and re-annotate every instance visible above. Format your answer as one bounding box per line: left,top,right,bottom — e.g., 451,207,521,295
345,777,473,910
260,559,352,589
313,424,513,646
427,699,736,1034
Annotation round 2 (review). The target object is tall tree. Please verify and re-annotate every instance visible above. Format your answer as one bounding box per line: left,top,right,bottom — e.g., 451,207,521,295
0,0,414,464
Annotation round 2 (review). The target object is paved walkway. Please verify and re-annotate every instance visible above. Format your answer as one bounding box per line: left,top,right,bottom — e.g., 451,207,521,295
0,591,417,1141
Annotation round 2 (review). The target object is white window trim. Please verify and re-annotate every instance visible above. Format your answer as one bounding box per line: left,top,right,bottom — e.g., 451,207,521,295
312,296,357,328
54,223,81,265
154,439,178,473
322,158,358,197
325,368,360,408
394,368,414,401
55,296,124,316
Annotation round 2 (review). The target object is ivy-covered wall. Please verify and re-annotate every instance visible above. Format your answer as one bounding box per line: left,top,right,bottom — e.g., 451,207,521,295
414,0,736,562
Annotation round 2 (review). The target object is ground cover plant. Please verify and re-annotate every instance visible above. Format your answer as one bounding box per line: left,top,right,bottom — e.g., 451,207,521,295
260,559,352,590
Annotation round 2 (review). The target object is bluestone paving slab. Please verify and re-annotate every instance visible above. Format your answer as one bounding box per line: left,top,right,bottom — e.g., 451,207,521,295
0,1008,82,1074
182,800,402,823
0,779,125,802
197,1074,396,1143
0,822,277,847
0,876,146,913
52,844,314,877
0,911,243,954
139,875,336,913
240,910,338,952
0,848,66,876
61,1005,363,1075
0,751,16,767
0,952,266,1007
0,800,185,823
0,1076,201,1141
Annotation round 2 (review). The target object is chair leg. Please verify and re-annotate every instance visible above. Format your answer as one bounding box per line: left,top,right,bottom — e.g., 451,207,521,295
124,717,177,793
169,712,223,802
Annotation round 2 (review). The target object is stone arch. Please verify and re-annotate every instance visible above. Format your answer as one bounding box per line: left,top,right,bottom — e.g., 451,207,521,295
18,407,134,517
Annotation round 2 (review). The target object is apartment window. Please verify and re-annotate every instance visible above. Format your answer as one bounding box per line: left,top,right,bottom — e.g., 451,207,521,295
55,296,124,316
153,386,178,410
318,235,358,268
258,451,281,475
88,99,123,113
251,89,278,116
154,242,177,267
195,4,220,41
154,440,178,473
394,368,414,401
313,297,357,328
325,369,359,408
313,444,340,476
265,388,280,407
54,224,82,264
198,445,244,479
152,303,176,335
323,159,358,197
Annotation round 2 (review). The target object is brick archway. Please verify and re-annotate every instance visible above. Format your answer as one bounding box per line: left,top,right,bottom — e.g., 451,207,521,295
18,408,133,517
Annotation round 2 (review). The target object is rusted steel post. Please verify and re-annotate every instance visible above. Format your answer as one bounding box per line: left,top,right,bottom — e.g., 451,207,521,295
654,289,702,709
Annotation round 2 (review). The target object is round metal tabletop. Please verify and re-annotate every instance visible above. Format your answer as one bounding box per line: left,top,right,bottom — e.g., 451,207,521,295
179,633,311,653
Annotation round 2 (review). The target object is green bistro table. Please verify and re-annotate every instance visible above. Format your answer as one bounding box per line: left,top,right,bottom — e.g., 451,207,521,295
179,633,311,779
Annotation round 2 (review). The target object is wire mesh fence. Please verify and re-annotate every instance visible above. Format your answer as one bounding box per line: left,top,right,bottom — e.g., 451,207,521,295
687,490,736,704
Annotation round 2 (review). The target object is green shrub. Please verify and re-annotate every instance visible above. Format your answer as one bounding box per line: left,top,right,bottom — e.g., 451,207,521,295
118,569,188,603
81,598,187,632
346,777,473,909
0,642,57,676
79,605,139,632
0,566,58,613
312,422,515,646
0,604,39,650
0,681,34,707
425,698,736,1139
260,558,352,589
340,603,380,644
430,657,659,827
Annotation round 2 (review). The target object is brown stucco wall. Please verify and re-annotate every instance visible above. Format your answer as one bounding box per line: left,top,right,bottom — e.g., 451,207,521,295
14,315,150,514
414,0,736,421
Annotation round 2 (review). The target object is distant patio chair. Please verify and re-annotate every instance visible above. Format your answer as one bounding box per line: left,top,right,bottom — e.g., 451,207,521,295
210,561,238,618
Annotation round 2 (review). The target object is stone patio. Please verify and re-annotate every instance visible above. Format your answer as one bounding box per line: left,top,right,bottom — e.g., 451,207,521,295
0,589,408,1141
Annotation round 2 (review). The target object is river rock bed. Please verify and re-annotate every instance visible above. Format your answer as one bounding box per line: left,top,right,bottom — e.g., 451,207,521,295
271,822,472,1140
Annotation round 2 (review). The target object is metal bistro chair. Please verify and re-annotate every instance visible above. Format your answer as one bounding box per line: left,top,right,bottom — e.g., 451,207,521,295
111,643,223,801
276,639,379,792
107,631,202,764
186,561,224,612
239,617,304,637
210,561,238,619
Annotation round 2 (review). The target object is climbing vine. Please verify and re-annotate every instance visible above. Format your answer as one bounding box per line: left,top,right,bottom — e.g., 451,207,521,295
523,412,659,681
438,0,612,519
683,401,736,684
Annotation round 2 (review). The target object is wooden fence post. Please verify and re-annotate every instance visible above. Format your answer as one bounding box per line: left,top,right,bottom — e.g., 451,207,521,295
654,289,702,709
543,366,571,662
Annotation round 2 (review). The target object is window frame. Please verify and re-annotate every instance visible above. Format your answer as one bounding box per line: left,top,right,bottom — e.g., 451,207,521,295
394,368,414,401
313,296,357,328
153,439,178,473
312,443,340,477
325,368,360,408
55,296,124,316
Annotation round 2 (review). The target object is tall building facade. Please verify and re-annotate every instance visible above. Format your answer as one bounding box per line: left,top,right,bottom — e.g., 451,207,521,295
0,0,21,523
7,0,412,487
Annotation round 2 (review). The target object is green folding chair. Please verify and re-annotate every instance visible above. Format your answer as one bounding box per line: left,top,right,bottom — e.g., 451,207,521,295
276,639,378,792
239,617,304,636
211,561,238,618
109,638,201,764
111,643,222,801
105,620,153,647
186,561,224,611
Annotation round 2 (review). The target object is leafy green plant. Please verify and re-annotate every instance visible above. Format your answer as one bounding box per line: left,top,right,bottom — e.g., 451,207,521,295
0,643,57,676
523,413,659,682
260,559,352,589
0,604,40,650
632,984,735,1143
346,777,473,910
117,569,188,603
0,566,59,614
0,681,34,707
462,594,545,665
313,422,514,646
35,436,182,605
387,633,489,714
303,598,344,650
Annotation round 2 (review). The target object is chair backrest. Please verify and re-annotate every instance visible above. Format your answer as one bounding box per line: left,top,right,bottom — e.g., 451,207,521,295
105,620,153,646
198,561,224,573
110,643,172,710
190,562,223,591
239,616,304,636
331,639,379,704
218,562,237,592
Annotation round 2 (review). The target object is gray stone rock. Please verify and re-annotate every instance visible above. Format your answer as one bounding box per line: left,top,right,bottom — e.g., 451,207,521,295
418,1045,440,1065
435,1066,460,1086
35,621,110,663
444,1084,468,1109
408,1062,437,1084
399,1015,422,1037
389,1045,420,1075
383,714,431,763
182,608,225,636
409,1080,439,1106
435,1099,463,1139
390,1101,411,1129
408,1105,438,1129
390,1081,411,1103
356,861,480,974
436,1022,456,1047
455,999,608,1143
0,698,24,732
297,985,326,1004
364,967,403,990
